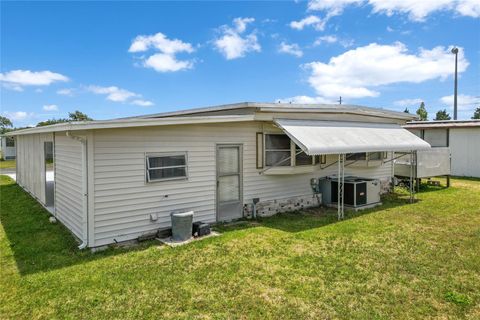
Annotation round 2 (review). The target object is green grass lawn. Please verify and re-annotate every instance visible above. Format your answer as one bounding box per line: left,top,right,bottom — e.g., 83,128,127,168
1,175,479,319
0,160,15,169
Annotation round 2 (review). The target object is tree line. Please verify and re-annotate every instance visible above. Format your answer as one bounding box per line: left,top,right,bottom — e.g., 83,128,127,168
404,103,480,121
1,110,92,134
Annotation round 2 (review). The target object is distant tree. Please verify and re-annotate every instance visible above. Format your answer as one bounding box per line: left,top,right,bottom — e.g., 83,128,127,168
0,116,13,134
403,107,410,113
434,109,451,121
36,110,93,127
472,107,480,119
416,102,428,121
68,110,93,121
36,118,69,127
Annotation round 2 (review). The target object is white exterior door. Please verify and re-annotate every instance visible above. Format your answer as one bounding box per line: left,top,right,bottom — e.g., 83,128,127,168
216,145,243,221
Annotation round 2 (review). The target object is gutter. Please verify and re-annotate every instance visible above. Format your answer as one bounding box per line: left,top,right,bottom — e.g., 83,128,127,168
5,115,255,136
66,131,89,250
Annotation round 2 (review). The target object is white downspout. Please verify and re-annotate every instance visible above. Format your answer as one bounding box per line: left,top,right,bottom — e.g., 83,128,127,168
66,131,89,250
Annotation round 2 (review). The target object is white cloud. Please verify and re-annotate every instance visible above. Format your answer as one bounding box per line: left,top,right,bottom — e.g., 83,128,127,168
298,0,363,31
214,17,261,60
129,32,194,54
129,32,195,72
131,99,154,107
2,111,35,121
43,104,59,111
369,0,480,20
233,17,255,33
440,94,480,110
276,95,336,104
289,15,326,31
393,98,424,106
87,85,154,106
57,88,75,96
339,39,355,48
368,0,455,21
144,53,194,72
456,0,480,17
291,0,366,32
307,0,480,21
0,70,68,91
304,43,469,99
314,35,354,48
308,0,364,14
87,85,137,102
278,42,303,57
313,35,338,45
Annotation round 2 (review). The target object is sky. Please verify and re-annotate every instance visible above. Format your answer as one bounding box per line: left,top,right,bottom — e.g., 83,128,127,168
1,0,480,127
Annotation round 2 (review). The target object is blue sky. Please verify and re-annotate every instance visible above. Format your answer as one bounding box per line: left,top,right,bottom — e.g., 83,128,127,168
1,0,479,127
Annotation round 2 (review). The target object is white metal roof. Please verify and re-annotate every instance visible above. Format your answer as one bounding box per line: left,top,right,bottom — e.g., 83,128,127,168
125,102,416,121
404,120,480,129
275,119,431,155
6,102,417,136
6,115,255,136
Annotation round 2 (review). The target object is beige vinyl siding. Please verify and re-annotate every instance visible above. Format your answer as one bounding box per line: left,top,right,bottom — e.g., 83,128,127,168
449,128,480,177
15,133,53,204
92,121,392,246
54,133,85,240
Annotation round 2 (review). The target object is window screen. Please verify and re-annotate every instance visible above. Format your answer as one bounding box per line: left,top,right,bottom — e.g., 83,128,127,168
295,144,313,166
346,153,366,161
6,137,14,147
265,134,291,166
368,152,382,161
146,153,187,182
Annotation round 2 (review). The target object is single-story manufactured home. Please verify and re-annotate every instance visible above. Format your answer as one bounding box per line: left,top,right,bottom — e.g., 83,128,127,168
404,120,480,178
6,102,430,248
0,135,16,160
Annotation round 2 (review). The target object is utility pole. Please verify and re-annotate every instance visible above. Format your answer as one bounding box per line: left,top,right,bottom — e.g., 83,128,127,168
451,47,459,120
338,96,342,105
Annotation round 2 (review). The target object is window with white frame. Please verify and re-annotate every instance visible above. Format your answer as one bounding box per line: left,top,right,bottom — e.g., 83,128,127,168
146,153,187,182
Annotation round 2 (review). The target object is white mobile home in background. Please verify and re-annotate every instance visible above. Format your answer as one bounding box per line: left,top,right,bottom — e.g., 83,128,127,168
0,135,16,160
404,120,480,178
6,103,429,248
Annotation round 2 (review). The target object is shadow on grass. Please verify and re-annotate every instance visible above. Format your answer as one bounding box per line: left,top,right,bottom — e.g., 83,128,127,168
0,178,156,276
450,176,480,182
217,189,415,234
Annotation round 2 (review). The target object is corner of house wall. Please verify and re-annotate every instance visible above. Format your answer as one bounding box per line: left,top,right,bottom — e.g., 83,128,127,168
86,131,96,247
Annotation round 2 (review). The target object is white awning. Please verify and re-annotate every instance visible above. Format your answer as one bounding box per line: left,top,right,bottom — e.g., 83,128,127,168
274,119,431,155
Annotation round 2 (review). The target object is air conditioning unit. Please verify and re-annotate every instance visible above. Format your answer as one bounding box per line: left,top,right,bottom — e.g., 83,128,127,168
319,176,381,210
171,211,194,242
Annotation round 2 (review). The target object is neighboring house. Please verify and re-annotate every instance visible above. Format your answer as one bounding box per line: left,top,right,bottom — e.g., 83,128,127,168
6,102,429,248
404,120,480,178
0,135,16,160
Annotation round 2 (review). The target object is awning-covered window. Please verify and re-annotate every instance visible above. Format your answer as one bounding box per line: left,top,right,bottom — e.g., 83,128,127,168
274,119,431,155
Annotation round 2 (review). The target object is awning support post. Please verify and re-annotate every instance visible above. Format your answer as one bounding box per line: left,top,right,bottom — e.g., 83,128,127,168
390,151,395,193
409,150,415,204
337,154,345,220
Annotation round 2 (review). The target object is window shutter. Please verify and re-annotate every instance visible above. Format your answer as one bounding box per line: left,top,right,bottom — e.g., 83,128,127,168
256,132,263,169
